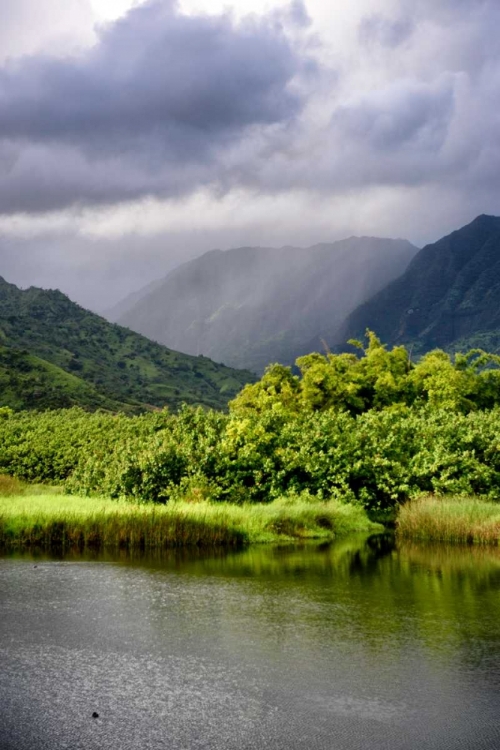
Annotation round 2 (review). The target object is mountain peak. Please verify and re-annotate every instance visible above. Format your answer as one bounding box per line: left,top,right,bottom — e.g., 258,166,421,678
471,213,500,224
340,213,500,352
460,214,500,233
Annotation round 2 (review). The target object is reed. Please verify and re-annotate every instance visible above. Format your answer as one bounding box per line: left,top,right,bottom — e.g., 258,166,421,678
397,495,500,545
0,493,381,549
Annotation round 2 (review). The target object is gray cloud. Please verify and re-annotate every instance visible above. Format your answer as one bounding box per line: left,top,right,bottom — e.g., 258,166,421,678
0,0,312,213
238,0,500,198
2,0,499,218
359,14,414,49
1,0,500,312
331,78,454,153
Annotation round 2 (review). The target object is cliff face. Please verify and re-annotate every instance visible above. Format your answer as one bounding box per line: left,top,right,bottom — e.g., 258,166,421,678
339,215,500,352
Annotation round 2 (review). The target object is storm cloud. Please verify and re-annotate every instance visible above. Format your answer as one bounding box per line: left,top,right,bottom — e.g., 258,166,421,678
0,0,312,213
0,0,499,309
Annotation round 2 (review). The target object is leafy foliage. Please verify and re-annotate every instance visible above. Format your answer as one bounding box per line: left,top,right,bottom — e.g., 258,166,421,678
231,331,500,415
3,333,500,514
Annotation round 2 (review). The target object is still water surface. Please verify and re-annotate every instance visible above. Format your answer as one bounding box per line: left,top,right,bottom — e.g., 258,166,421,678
1,535,499,750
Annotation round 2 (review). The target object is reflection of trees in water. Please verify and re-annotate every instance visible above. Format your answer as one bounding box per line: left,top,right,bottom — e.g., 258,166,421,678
10,537,500,666
117,536,500,666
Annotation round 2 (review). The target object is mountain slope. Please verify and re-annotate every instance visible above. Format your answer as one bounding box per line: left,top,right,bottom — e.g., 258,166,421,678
339,215,500,352
0,277,255,412
0,346,129,412
116,237,418,372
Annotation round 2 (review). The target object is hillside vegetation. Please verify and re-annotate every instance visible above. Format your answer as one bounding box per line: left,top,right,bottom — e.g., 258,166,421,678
0,276,255,412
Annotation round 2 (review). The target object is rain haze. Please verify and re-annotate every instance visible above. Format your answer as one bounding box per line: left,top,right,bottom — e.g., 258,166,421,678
1,0,499,310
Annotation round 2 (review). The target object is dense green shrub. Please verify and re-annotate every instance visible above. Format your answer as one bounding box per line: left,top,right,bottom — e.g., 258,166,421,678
3,335,500,512
2,403,500,512
0,407,171,484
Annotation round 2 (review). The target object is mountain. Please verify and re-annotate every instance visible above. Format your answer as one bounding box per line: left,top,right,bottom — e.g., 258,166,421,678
104,277,165,323
339,215,500,353
0,277,255,412
115,237,418,373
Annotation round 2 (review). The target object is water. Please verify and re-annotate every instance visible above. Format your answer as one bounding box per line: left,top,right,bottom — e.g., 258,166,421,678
1,535,499,750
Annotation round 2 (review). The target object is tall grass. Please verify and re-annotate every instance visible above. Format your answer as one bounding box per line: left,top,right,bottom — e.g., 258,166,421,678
0,474,25,496
0,493,381,550
397,496,500,545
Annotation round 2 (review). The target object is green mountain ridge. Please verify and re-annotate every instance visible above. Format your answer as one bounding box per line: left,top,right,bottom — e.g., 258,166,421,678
115,236,418,373
0,277,255,412
339,215,500,353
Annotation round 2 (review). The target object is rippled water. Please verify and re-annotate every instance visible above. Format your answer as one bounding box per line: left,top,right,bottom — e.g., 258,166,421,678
1,535,499,750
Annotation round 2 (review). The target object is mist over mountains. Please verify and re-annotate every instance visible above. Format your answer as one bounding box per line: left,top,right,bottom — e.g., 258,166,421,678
111,215,500,373
114,237,418,373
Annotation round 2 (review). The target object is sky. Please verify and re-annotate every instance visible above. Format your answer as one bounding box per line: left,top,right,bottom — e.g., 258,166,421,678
0,0,499,310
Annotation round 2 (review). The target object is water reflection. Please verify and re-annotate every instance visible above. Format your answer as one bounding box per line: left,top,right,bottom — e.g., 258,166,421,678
1,537,499,750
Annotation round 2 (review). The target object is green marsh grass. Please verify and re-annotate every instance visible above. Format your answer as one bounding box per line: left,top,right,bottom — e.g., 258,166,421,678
397,495,500,545
0,474,25,496
0,493,381,550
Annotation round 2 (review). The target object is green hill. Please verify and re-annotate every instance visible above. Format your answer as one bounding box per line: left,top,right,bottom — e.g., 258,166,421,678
0,346,128,411
115,237,417,373
0,277,255,412
339,215,500,353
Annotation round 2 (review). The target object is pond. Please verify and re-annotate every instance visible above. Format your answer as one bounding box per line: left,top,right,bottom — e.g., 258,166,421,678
1,535,499,749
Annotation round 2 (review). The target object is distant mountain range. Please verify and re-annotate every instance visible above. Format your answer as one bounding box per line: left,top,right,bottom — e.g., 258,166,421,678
0,277,255,412
3,214,498,414
340,215,500,354
115,237,418,372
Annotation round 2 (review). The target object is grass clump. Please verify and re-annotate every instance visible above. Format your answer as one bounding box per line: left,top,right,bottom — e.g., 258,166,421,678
397,495,500,545
0,493,381,550
0,474,25,496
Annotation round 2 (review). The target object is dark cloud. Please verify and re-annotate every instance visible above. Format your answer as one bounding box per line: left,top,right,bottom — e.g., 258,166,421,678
2,0,499,219
331,78,454,153
1,0,500,314
0,5,300,148
0,0,312,213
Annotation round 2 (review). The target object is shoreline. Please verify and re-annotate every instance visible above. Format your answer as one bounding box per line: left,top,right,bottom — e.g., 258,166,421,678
2,492,499,551
0,493,382,550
